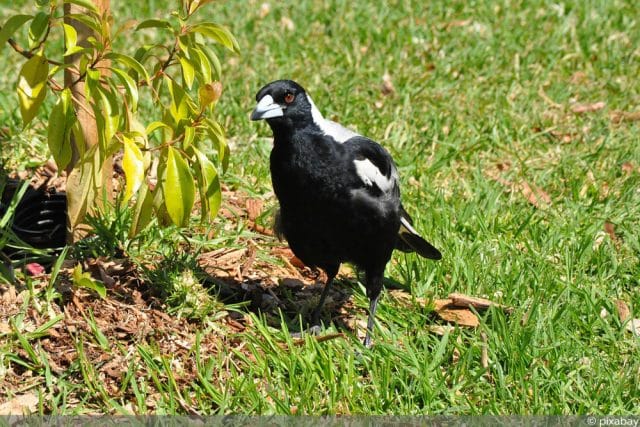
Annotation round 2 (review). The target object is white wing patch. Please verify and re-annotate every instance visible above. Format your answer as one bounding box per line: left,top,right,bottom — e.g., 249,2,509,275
307,94,359,143
354,159,395,193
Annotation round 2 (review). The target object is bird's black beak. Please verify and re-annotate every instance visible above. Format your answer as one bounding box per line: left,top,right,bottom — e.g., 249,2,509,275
251,94,284,121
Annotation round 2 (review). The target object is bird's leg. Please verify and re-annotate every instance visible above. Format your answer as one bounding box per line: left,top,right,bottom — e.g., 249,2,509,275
310,265,339,328
363,271,384,348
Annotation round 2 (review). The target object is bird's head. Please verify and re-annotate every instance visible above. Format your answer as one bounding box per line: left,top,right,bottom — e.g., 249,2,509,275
250,80,314,128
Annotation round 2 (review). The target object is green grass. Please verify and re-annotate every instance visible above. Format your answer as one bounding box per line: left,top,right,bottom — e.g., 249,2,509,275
1,0,640,415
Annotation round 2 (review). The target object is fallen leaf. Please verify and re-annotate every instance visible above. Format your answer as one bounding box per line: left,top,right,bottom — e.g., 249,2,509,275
258,3,270,18
520,181,551,209
610,110,640,124
0,392,39,415
381,73,395,96
280,16,295,31
614,299,630,322
569,71,588,84
24,263,45,276
621,162,635,175
445,19,472,30
571,101,605,114
604,222,618,243
549,130,577,144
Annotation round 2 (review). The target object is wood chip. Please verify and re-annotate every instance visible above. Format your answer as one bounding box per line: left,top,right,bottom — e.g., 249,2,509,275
433,299,479,327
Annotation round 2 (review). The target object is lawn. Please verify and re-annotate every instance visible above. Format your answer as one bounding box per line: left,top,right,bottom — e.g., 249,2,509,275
1,0,639,415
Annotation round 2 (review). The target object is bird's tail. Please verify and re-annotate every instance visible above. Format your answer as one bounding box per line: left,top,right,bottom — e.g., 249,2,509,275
396,209,442,260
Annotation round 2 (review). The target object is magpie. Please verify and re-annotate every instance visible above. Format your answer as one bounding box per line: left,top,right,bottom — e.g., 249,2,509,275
250,80,441,347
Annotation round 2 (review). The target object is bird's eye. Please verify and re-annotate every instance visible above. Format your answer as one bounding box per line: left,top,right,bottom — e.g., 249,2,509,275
284,93,295,104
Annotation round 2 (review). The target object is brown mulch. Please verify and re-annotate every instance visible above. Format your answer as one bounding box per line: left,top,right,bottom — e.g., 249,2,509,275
1,169,509,411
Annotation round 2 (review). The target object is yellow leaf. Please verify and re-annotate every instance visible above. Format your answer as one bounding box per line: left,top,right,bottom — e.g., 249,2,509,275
122,136,145,202
17,53,49,127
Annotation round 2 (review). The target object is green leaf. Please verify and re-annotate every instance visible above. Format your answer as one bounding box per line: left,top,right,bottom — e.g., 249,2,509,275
129,181,154,237
17,53,49,127
164,146,195,227
178,54,195,90
190,46,212,82
135,19,173,31
145,121,171,137
72,264,106,299
110,67,139,111
65,143,96,230
64,14,101,35
47,88,75,170
165,76,193,124
64,0,100,14
84,68,100,101
104,52,150,85
204,118,229,172
28,12,49,48
0,15,34,50
122,136,145,202
199,44,222,79
193,147,221,221
91,87,120,151
183,126,195,150
187,23,239,53
62,23,78,56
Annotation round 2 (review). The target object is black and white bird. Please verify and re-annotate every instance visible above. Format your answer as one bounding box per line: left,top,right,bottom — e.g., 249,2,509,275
250,80,441,347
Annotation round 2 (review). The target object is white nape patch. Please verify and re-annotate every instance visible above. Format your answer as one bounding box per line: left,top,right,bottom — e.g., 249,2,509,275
307,94,359,143
354,159,394,193
400,216,419,235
